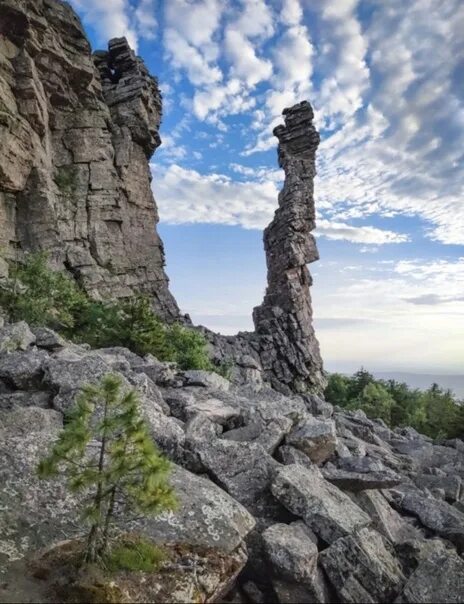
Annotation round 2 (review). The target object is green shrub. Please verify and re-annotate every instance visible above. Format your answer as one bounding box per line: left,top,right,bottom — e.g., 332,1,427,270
105,535,166,573
0,251,87,329
0,252,215,372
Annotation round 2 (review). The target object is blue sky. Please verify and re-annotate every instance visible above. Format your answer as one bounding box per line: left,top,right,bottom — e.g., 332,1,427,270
70,0,464,373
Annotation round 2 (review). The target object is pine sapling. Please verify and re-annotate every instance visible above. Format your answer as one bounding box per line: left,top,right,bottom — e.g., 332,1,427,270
38,374,177,565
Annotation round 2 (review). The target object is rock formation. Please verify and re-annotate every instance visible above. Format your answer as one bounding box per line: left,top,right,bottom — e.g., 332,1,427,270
1,321,464,603
0,0,179,318
253,101,325,394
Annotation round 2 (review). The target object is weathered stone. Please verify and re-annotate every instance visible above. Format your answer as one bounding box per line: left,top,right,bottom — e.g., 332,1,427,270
271,464,370,543
320,528,405,603
0,406,62,434
272,572,332,604
192,440,279,513
0,349,48,389
303,393,333,418
286,416,337,464
0,389,51,410
262,521,318,583
0,321,35,352
252,101,325,395
277,445,313,466
322,457,403,491
32,327,66,351
388,486,464,549
183,370,231,392
413,473,462,503
352,489,421,544
398,546,464,603
131,464,255,554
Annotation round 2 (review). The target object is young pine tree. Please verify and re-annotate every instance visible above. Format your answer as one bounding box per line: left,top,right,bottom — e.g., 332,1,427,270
38,374,177,565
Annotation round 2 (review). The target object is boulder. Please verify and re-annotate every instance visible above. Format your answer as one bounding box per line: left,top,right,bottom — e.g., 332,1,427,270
32,327,66,351
285,416,337,464
191,439,278,513
388,486,464,549
183,370,231,391
262,521,318,582
302,393,333,418
398,545,464,603
0,322,35,352
0,390,51,410
320,528,405,603
322,457,403,491
271,464,370,543
413,473,462,503
277,445,313,466
0,349,48,389
131,464,255,554
352,489,421,544
272,572,332,604
0,406,62,435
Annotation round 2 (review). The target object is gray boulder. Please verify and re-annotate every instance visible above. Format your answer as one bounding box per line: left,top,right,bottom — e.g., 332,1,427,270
0,322,35,352
184,370,230,391
272,572,332,604
286,416,337,464
0,349,48,389
398,545,464,603
320,527,405,603
32,327,66,351
262,521,318,583
271,464,370,543
388,486,464,549
0,390,51,410
131,464,255,554
322,457,403,491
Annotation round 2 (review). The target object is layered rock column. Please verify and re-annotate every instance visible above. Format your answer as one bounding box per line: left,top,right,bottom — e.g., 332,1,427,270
0,0,179,319
253,101,325,394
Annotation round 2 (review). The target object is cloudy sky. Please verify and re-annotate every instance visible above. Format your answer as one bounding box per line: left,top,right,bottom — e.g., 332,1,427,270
71,0,464,374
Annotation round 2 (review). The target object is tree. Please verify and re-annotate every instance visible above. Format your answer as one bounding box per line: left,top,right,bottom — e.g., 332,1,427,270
38,374,177,564
350,382,395,425
325,373,349,407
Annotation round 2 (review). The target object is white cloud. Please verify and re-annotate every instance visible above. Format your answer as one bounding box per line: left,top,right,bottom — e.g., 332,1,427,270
70,0,139,50
316,220,409,245
280,0,303,26
164,28,222,86
224,28,273,86
234,0,275,39
133,0,157,40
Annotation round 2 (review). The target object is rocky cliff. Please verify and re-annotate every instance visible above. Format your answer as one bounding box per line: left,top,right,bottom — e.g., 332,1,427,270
0,0,179,318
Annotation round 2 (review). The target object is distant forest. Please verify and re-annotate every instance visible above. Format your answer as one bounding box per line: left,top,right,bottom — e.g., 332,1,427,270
325,369,464,439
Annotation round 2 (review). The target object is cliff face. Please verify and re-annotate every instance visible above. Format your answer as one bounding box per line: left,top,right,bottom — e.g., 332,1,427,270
0,0,179,318
252,101,325,394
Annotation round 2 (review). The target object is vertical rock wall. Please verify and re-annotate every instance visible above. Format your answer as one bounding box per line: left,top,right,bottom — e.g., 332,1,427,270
252,101,325,394
0,0,179,319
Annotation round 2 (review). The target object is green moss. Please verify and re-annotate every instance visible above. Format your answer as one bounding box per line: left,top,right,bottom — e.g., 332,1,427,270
105,536,166,573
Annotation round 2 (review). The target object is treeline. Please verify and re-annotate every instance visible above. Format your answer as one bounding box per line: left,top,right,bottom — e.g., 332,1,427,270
325,369,464,440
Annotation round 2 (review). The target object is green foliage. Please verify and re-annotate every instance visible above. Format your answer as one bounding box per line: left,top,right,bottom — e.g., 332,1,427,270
0,251,87,329
105,535,166,573
325,370,464,439
38,374,177,564
0,252,215,371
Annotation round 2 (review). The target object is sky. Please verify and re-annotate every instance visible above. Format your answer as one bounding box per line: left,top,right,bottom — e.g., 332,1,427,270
70,0,464,374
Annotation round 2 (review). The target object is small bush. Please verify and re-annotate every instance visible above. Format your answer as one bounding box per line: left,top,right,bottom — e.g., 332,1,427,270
0,252,215,372
105,536,166,573
0,251,87,329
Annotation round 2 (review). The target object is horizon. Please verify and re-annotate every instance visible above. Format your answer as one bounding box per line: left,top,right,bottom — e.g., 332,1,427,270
71,0,464,375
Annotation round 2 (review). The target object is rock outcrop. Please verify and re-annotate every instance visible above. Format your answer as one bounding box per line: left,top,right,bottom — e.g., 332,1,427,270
1,322,464,603
252,101,325,394
0,0,179,318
